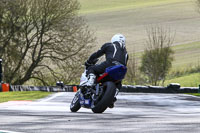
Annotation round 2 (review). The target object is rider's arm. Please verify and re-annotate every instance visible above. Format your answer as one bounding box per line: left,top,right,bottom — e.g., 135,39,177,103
88,43,109,63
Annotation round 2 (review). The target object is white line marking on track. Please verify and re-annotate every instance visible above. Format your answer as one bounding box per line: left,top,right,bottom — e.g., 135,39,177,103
0,101,32,107
38,92,65,102
0,130,24,133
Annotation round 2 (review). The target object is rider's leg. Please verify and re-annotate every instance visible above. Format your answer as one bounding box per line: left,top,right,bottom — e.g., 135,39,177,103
86,61,113,86
86,73,96,86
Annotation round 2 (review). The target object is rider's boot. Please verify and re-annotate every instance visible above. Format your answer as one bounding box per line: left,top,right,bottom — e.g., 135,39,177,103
86,73,96,86
108,97,117,108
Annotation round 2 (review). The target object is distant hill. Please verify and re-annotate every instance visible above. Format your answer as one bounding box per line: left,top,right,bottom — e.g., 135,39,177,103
78,0,200,86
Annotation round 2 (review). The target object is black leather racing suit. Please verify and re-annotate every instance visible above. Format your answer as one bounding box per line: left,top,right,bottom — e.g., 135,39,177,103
87,41,128,76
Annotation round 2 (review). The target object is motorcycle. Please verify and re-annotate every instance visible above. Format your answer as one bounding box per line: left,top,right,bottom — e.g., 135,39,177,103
70,61,127,113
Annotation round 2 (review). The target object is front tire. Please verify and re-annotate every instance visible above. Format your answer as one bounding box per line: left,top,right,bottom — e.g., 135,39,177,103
70,91,81,112
92,81,116,113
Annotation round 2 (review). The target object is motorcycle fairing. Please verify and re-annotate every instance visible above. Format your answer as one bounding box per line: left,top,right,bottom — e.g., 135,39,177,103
105,65,127,81
79,93,92,108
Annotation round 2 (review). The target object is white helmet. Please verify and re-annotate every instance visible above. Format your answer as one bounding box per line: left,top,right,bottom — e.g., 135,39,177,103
111,33,126,48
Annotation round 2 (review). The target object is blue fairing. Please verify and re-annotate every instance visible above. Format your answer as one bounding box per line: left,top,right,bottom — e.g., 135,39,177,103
105,65,127,81
79,93,91,108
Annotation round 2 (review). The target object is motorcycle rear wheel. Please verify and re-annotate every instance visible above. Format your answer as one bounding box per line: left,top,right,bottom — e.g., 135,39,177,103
91,81,116,113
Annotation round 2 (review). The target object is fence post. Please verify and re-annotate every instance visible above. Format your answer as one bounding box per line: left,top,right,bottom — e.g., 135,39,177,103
0,59,2,92
199,85,200,93
0,59,2,83
73,86,78,92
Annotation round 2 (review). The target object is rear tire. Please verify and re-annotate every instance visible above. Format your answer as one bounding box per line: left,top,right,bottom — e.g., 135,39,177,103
70,91,81,112
92,81,116,113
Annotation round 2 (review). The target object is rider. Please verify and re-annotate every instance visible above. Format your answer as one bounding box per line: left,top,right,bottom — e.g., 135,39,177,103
84,33,128,87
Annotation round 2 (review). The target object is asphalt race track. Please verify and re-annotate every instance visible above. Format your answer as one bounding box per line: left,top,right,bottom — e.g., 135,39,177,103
0,92,200,133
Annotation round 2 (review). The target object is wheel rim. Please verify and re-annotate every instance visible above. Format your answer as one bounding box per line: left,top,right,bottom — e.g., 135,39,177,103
70,95,79,108
91,86,105,109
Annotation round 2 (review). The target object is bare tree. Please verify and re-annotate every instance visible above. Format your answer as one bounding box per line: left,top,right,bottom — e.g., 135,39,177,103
125,55,137,85
197,0,200,12
140,26,174,86
0,0,94,85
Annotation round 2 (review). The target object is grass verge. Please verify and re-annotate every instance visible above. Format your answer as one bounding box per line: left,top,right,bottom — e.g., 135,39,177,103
165,73,200,87
0,91,52,103
185,93,200,97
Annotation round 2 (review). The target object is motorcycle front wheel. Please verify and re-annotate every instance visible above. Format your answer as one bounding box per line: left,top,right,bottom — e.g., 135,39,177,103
70,91,81,112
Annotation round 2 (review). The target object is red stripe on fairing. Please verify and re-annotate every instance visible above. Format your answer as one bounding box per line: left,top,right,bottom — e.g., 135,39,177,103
97,73,108,83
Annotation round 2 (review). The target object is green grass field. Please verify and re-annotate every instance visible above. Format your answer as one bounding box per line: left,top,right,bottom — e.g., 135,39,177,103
172,42,200,68
79,0,199,62
79,0,190,14
79,0,200,87
0,91,52,103
158,41,200,87
134,41,200,68
125,41,200,87
135,41,200,87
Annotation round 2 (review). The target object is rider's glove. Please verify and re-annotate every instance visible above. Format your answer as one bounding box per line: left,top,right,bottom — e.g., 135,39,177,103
85,60,93,69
